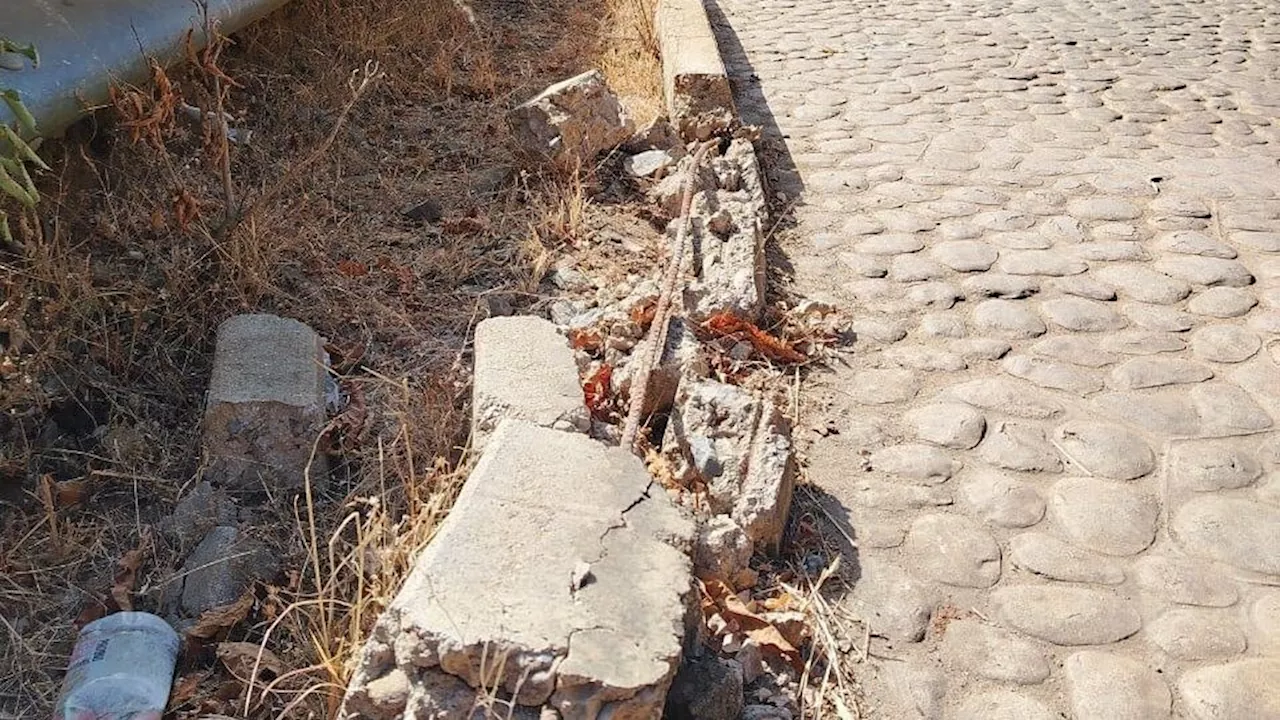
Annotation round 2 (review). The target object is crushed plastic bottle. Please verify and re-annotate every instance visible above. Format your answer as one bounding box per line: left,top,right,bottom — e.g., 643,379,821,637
55,612,181,720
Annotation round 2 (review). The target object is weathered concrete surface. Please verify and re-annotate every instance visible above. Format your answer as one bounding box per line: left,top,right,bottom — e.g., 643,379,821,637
710,0,1280,715
342,420,693,719
472,316,590,445
666,379,795,549
509,70,634,165
203,314,327,491
656,0,736,140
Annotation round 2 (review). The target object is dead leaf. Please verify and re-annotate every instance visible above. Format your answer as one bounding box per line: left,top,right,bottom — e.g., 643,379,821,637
337,259,368,277
54,479,89,507
700,577,804,671
218,641,286,684
568,328,603,353
700,312,807,364
169,671,209,708
582,364,614,422
111,533,151,612
629,298,657,329
186,591,254,640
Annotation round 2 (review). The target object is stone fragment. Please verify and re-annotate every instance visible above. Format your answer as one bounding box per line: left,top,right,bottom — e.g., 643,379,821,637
1178,660,1280,720
693,515,753,582
341,421,692,719
998,250,1088,276
1053,421,1155,479
1188,287,1257,318
980,421,1062,472
992,585,1141,645
473,317,590,445
1094,265,1192,305
846,558,934,643
1009,532,1125,584
973,299,1048,338
164,481,237,551
1172,496,1280,575
849,369,921,405
1030,335,1119,367
1133,555,1237,607
664,655,743,720
203,314,327,491
961,472,1045,528
904,403,986,449
510,70,634,163
1110,357,1214,389
869,444,959,484
945,378,1064,419
903,514,1001,588
1065,651,1172,720
1155,256,1255,287
954,690,1056,720
1050,477,1157,556
176,526,278,617
941,620,1050,684
1191,325,1261,363
624,149,677,179
667,380,795,547
656,0,734,139
931,241,999,271
1148,609,1247,660
1002,355,1104,395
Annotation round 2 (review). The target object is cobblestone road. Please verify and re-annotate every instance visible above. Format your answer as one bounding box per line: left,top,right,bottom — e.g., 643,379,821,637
711,0,1280,717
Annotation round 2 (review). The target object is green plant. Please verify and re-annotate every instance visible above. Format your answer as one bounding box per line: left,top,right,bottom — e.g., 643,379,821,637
0,37,46,244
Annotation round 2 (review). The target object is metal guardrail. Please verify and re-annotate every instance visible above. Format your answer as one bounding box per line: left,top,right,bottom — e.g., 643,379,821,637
2,0,292,137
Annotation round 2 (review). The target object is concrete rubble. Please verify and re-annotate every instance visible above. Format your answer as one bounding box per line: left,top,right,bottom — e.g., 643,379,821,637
656,0,737,140
472,316,591,445
509,70,635,165
202,313,328,491
341,420,694,719
168,525,278,618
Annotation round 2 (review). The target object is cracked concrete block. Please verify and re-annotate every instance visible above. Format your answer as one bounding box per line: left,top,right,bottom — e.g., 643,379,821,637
472,316,590,446
510,70,635,165
666,380,796,549
656,0,737,140
203,314,328,492
682,141,768,321
341,419,694,720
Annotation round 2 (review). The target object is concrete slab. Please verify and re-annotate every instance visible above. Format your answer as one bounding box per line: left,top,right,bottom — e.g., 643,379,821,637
342,420,694,719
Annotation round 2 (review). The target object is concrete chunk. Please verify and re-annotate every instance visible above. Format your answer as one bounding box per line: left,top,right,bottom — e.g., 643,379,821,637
203,314,327,491
657,0,737,140
342,420,693,719
667,379,796,548
472,316,590,445
509,70,634,165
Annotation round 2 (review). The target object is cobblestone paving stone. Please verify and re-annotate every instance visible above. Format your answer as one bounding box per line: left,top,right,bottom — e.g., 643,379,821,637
710,0,1280,716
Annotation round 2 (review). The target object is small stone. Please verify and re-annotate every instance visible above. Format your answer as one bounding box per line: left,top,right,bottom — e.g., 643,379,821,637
849,369,920,404
951,337,1014,361
903,514,1001,588
1050,477,1158,556
904,403,987,449
694,516,753,581
1053,421,1155,480
1073,241,1149,261
919,312,968,338
960,472,1046,528
1191,325,1261,363
851,318,909,344
1101,331,1187,355
741,705,792,720
973,299,1048,338
942,620,1051,685
1065,651,1172,720
1002,355,1104,395
1030,336,1120,367
1148,609,1247,660
838,252,889,278
954,690,1056,720
665,655,744,720
963,274,1040,299
1040,297,1127,332
855,233,925,255
177,526,279,617
1133,555,1238,607
1155,230,1237,259
980,421,1063,472
890,255,949,282
1093,265,1192,305
884,344,967,371
624,149,676,178
1179,660,1280,720
904,282,963,310
1009,532,1125,585
1093,390,1202,436
931,241,999,271
1069,197,1143,220
946,378,1064,419
881,661,946,719
870,444,959,484
1123,303,1196,332
1111,357,1214,389
846,558,934,642
994,585,1141,646
1191,382,1274,433
1155,256,1255,287
1172,496,1280,575
998,250,1088,276
1052,275,1117,300
1187,287,1258,318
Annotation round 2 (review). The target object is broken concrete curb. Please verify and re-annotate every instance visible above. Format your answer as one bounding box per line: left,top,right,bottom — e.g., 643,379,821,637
656,0,737,141
510,69,635,165
342,419,694,719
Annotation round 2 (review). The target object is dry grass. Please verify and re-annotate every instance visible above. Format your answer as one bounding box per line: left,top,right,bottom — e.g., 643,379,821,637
0,0,665,716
